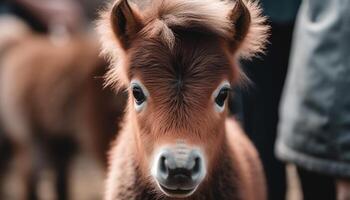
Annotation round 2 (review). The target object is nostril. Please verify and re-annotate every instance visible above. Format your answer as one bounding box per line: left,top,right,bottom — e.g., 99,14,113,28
191,157,201,178
159,156,168,175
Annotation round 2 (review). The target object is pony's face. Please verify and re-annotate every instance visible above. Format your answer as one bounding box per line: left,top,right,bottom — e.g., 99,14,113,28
98,0,268,197
127,32,234,197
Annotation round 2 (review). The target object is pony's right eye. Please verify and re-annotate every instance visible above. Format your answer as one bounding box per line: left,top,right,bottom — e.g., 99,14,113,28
132,85,146,105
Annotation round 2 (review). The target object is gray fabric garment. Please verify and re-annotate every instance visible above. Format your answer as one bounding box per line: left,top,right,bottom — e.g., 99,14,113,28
275,0,350,178
260,0,301,23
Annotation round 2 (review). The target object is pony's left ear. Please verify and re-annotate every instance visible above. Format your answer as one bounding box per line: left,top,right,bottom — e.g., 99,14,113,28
229,0,269,59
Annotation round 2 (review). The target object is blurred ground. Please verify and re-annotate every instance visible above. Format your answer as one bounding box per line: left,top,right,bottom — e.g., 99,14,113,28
3,153,105,200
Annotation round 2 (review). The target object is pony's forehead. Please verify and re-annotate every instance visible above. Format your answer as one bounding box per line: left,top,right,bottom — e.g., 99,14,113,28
128,31,233,94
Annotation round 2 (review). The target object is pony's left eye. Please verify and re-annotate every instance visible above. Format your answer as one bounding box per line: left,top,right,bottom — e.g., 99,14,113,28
215,88,229,107
213,81,231,112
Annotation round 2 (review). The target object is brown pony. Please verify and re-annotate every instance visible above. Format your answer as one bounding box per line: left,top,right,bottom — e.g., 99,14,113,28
98,0,269,199
0,16,126,200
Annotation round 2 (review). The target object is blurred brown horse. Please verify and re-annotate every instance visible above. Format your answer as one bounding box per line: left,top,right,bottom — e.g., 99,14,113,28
0,16,126,200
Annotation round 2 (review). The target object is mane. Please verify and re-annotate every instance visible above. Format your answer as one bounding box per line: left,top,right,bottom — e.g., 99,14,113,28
97,0,268,88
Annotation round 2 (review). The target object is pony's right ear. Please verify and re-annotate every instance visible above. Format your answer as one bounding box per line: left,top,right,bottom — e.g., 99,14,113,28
110,0,143,49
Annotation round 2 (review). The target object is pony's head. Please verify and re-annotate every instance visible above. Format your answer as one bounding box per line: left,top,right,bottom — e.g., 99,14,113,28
98,0,268,197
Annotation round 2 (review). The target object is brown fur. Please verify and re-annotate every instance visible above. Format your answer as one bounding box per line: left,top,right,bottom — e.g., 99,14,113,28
0,16,126,199
98,0,269,199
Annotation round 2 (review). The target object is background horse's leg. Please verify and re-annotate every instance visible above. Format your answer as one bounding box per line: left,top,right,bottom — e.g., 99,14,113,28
54,159,69,200
50,135,76,200
0,134,12,199
16,143,40,200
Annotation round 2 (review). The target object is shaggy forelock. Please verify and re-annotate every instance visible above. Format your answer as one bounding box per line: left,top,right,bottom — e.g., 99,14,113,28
139,0,235,48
